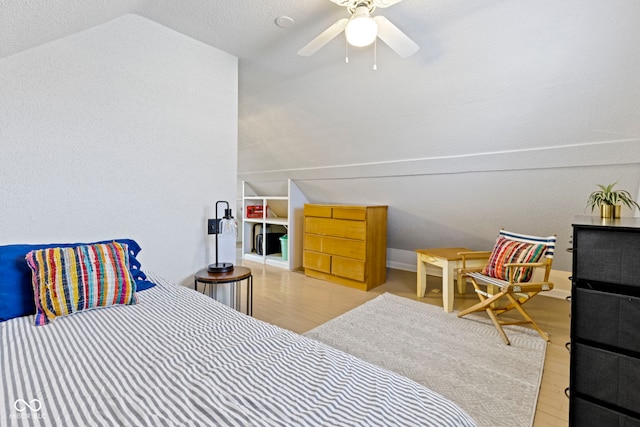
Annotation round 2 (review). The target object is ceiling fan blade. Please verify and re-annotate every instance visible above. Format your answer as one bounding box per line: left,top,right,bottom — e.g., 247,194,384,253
373,15,419,58
297,18,349,57
330,0,405,7
374,0,405,8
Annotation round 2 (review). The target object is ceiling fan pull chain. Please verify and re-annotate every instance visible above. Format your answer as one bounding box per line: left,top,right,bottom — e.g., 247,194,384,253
345,37,349,63
373,38,377,70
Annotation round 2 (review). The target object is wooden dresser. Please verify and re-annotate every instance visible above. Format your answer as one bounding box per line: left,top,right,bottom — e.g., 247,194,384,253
303,204,387,291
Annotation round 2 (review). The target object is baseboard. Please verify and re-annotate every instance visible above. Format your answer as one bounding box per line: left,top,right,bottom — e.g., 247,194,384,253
386,259,416,272
386,248,417,272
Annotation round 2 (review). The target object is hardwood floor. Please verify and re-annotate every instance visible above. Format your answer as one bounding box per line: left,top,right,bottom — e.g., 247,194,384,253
241,259,570,427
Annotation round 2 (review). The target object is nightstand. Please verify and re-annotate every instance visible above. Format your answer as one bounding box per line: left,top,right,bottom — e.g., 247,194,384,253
194,267,253,315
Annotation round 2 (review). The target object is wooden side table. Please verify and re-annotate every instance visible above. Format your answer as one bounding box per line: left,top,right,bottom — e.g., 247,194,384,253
415,248,486,313
194,267,253,316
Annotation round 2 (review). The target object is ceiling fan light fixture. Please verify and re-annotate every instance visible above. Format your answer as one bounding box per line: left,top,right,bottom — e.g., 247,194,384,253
345,6,378,47
297,0,418,59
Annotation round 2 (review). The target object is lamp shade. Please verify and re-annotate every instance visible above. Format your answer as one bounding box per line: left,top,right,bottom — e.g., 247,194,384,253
219,217,237,235
345,6,378,47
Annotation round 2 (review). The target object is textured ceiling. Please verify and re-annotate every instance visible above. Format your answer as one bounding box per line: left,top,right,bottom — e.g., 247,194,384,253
3,0,638,176
0,0,453,170
0,0,438,73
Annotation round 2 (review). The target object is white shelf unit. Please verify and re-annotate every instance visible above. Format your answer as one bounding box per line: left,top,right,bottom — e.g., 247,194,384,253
241,179,307,270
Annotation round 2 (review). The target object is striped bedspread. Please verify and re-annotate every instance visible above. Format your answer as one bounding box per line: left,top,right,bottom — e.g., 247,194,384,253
1,274,476,426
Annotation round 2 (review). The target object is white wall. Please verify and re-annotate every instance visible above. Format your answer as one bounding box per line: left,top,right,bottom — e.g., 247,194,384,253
238,1,640,295
0,14,238,286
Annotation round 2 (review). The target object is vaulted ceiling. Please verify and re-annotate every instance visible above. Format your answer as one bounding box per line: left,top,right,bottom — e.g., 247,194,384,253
5,1,637,174
3,0,640,275
1,0,439,101
1,1,445,78
2,0,551,171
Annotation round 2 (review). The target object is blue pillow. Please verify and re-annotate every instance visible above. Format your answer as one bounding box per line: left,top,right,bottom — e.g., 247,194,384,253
0,238,155,322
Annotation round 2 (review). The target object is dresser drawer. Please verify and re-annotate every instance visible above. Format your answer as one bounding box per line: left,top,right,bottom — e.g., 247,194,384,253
304,233,322,252
304,234,365,260
305,217,366,240
332,256,365,282
573,343,640,414
304,204,367,221
304,204,332,218
332,207,366,221
571,397,640,427
575,228,640,286
303,251,331,274
574,287,640,353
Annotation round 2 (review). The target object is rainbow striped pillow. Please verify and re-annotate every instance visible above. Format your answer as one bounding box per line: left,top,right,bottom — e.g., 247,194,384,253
25,241,138,326
481,236,547,283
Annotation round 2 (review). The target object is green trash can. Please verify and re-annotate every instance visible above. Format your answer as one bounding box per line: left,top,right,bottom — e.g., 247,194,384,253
279,235,288,260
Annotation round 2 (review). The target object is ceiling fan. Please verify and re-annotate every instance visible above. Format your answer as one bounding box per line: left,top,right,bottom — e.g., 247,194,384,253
297,0,419,59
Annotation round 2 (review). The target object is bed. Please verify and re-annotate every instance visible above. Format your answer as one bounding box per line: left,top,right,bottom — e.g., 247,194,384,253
0,241,477,426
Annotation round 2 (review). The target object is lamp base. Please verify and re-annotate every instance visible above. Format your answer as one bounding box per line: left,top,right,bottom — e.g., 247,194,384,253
207,262,234,273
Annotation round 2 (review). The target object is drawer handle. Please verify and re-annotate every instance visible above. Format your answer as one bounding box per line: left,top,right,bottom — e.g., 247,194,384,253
564,387,570,399
565,342,571,353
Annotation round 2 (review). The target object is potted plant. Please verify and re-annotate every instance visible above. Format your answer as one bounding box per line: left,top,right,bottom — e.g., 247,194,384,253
586,182,640,218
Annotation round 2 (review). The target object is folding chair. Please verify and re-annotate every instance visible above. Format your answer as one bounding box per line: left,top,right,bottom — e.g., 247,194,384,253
457,230,556,345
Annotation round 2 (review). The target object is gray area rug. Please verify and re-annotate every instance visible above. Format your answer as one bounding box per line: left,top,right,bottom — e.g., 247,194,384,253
304,293,547,427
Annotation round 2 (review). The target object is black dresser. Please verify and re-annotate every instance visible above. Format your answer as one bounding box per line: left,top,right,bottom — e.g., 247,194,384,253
570,216,640,426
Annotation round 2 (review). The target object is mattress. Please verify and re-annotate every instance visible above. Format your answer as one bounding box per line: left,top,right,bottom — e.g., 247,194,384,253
0,273,476,426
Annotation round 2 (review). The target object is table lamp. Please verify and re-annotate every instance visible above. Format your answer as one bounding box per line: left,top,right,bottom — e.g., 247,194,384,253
208,200,237,273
